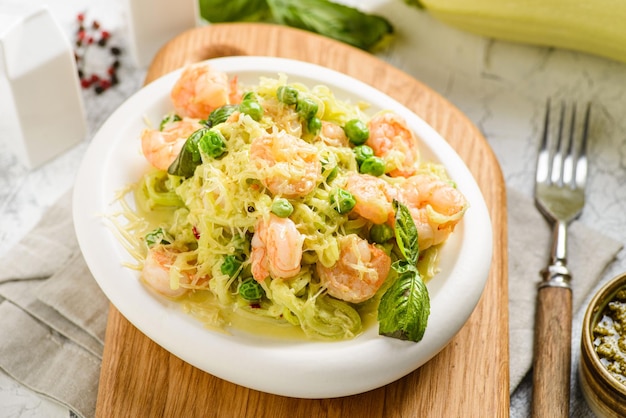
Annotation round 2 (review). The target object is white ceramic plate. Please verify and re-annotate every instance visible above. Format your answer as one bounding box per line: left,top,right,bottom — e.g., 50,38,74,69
73,56,493,398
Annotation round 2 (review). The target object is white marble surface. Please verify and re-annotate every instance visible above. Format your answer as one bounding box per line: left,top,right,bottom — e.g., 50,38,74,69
2,0,625,416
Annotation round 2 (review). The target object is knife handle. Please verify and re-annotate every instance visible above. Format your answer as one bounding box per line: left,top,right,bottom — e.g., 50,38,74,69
531,285,572,418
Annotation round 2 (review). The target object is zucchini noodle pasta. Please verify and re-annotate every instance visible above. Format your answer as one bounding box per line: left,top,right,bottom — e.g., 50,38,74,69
116,62,468,341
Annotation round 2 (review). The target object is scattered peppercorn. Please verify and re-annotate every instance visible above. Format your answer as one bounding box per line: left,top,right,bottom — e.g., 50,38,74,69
73,13,122,94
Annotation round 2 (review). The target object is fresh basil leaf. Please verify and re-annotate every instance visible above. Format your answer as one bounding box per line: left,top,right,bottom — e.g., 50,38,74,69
392,199,419,265
377,263,430,342
167,128,207,178
198,0,271,23
145,227,172,247
402,0,425,9
205,104,239,128
377,200,430,342
159,113,181,131
265,0,393,51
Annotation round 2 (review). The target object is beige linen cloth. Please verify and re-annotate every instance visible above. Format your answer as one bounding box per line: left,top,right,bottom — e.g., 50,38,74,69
0,187,621,417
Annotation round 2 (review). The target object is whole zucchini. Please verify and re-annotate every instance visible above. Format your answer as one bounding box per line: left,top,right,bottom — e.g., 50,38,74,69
406,0,626,64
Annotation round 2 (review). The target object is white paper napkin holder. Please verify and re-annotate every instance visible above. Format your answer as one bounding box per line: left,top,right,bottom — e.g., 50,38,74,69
0,5,87,169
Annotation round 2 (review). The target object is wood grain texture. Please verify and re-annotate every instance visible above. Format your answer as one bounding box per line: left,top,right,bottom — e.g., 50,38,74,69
96,23,509,418
531,286,572,418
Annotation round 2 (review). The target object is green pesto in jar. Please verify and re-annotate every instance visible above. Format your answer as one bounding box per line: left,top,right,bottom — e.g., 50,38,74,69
593,286,626,385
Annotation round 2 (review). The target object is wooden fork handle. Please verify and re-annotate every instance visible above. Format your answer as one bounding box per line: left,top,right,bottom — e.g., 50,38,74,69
531,285,572,418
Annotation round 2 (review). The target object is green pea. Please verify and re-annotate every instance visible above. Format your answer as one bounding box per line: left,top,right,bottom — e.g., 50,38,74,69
240,100,263,121
145,227,172,247
307,116,322,135
239,278,265,301
344,119,369,145
296,96,318,120
370,223,394,244
221,255,242,277
359,156,386,176
277,85,298,105
198,130,227,159
353,145,374,165
331,188,356,214
271,198,294,218
205,105,238,127
159,113,181,131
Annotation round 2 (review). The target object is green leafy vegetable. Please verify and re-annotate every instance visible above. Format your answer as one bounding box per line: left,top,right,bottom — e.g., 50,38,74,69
159,113,181,131
392,199,419,265
167,129,205,178
198,0,271,22
377,260,430,341
168,128,227,177
145,227,173,247
205,105,238,127
266,0,393,50
377,200,430,342
197,0,393,52
402,0,425,8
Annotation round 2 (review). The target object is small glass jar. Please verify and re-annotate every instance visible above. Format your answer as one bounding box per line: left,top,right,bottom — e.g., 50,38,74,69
579,272,626,418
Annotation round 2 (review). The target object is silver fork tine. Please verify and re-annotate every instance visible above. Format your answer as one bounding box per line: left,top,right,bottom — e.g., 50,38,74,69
550,102,566,185
562,103,576,186
575,103,591,189
535,100,551,185
532,99,591,417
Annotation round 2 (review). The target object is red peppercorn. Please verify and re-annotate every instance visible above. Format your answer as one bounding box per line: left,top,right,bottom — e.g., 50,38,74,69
73,15,122,95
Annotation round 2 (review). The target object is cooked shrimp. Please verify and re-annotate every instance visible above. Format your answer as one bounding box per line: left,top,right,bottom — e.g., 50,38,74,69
319,121,349,147
141,245,190,298
141,117,203,171
367,111,420,177
251,214,304,282
249,131,322,198
170,63,240,119
397,174,468,250
317,234,391,304
345,173,397,225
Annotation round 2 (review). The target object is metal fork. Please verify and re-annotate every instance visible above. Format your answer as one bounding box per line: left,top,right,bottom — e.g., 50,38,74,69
531,100,591,418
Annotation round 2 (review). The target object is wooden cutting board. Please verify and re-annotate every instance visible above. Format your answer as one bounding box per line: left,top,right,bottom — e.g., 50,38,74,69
96,23,509,417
